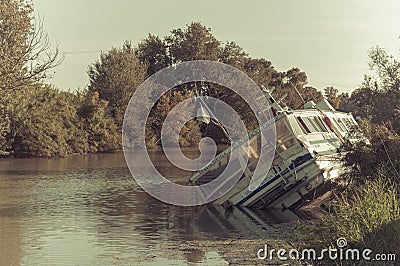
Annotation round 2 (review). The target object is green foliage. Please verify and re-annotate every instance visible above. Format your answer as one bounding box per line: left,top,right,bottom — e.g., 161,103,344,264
0,84,119,157
146,90,203,147
297,178,400,264
295,44,400,265
219,41,248,70
277,68,323,109
0,0,61,91
339,46,400,133
77,91,120,152
0,100,11,155
136,34,169,76
368,46,400,91
324,87,342,109
0,0,33,90
0,0,76,157
2,10,398,157
166,22,221,63
88,42,146,128
342,122,400,185
134,22,323,146
3,85,83,157
329,179,399,247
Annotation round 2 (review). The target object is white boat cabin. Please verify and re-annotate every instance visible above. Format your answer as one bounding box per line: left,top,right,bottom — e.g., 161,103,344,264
189,89,359,209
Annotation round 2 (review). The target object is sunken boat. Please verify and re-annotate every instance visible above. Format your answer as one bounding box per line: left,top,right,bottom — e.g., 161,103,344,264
189,88,360,209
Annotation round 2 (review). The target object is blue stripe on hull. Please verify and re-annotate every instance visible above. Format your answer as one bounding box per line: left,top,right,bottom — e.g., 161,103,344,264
236,153,313,206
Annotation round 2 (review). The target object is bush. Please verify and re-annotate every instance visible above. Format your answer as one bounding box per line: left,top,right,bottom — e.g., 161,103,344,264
5,85,87,157
0,102,11,156
296,178,400,265
0,85,120,157
342,121,400,185
77,91,120,153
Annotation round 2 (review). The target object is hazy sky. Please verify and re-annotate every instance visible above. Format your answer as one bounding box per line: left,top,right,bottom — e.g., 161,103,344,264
34,0,400,93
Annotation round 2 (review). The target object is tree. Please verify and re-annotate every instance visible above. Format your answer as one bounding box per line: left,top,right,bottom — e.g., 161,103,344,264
1,85,120,157
324,86,341,109
349,84,376,120
165,22,221,63
271,68,323,109
368,46,400,92
335,92,355,113
146,89,203,147
88,42,147,127
77,91,119,152
136,34,169,76
346,45,400,133
5,85,86,157
343,121,400,185
220,41,248,70
93,22,325,148
0,0,62,92
340,43,400,186
0,102,11,156
243,58,279,88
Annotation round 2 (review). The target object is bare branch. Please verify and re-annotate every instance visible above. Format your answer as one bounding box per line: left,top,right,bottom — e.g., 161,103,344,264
0,1,64,91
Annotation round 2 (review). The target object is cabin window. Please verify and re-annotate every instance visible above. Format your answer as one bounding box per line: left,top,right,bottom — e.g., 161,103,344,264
296,117,311,133
247,134,261,171
338,118,347,130
338,118,348,132
313,117,329,132
302,117,315,132
333,118,347,132
343,118,354,130
277,138,297,153
296,116,329,133
275,119,296,153
304,117,322,132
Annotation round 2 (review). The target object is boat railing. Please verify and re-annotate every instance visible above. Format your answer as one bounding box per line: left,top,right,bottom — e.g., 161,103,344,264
189,117,277,183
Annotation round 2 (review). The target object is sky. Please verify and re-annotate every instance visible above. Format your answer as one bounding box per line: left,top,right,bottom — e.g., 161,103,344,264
34,0,400,93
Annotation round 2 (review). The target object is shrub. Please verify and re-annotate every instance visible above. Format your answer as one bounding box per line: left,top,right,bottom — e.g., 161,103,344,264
296,178,400,265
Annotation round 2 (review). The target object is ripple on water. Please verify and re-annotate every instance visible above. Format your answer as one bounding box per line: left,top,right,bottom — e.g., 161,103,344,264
0,152,300,265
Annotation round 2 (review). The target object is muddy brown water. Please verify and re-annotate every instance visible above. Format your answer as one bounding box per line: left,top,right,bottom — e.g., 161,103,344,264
0,150,303,265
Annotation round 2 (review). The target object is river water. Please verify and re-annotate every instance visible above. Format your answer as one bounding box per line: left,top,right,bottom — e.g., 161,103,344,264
0,151,303,265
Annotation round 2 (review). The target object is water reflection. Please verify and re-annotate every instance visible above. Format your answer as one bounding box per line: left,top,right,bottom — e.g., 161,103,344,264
0,151,302,265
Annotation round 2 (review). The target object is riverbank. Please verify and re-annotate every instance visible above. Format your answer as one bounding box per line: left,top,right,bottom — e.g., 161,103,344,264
1,152,398,265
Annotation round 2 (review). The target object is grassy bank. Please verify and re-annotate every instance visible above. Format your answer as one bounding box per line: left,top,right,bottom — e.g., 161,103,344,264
296,177,400,265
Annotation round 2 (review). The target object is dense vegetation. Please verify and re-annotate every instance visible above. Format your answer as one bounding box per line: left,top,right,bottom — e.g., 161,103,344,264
1,0,399,263
1,0,399,184
296,177,399,265
296,48,400,264
0,0,119,157
293,37,400,264
0,0,323,156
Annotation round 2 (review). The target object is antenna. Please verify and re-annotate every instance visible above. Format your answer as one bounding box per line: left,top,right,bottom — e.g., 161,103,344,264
260,85,284,112
276,94,289,110
289,82,305,105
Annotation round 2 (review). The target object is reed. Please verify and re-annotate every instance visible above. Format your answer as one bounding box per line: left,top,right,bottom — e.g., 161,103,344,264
296,177,400,264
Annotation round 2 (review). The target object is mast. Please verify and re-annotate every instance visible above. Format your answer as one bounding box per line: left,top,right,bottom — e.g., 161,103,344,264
260,85,284,113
